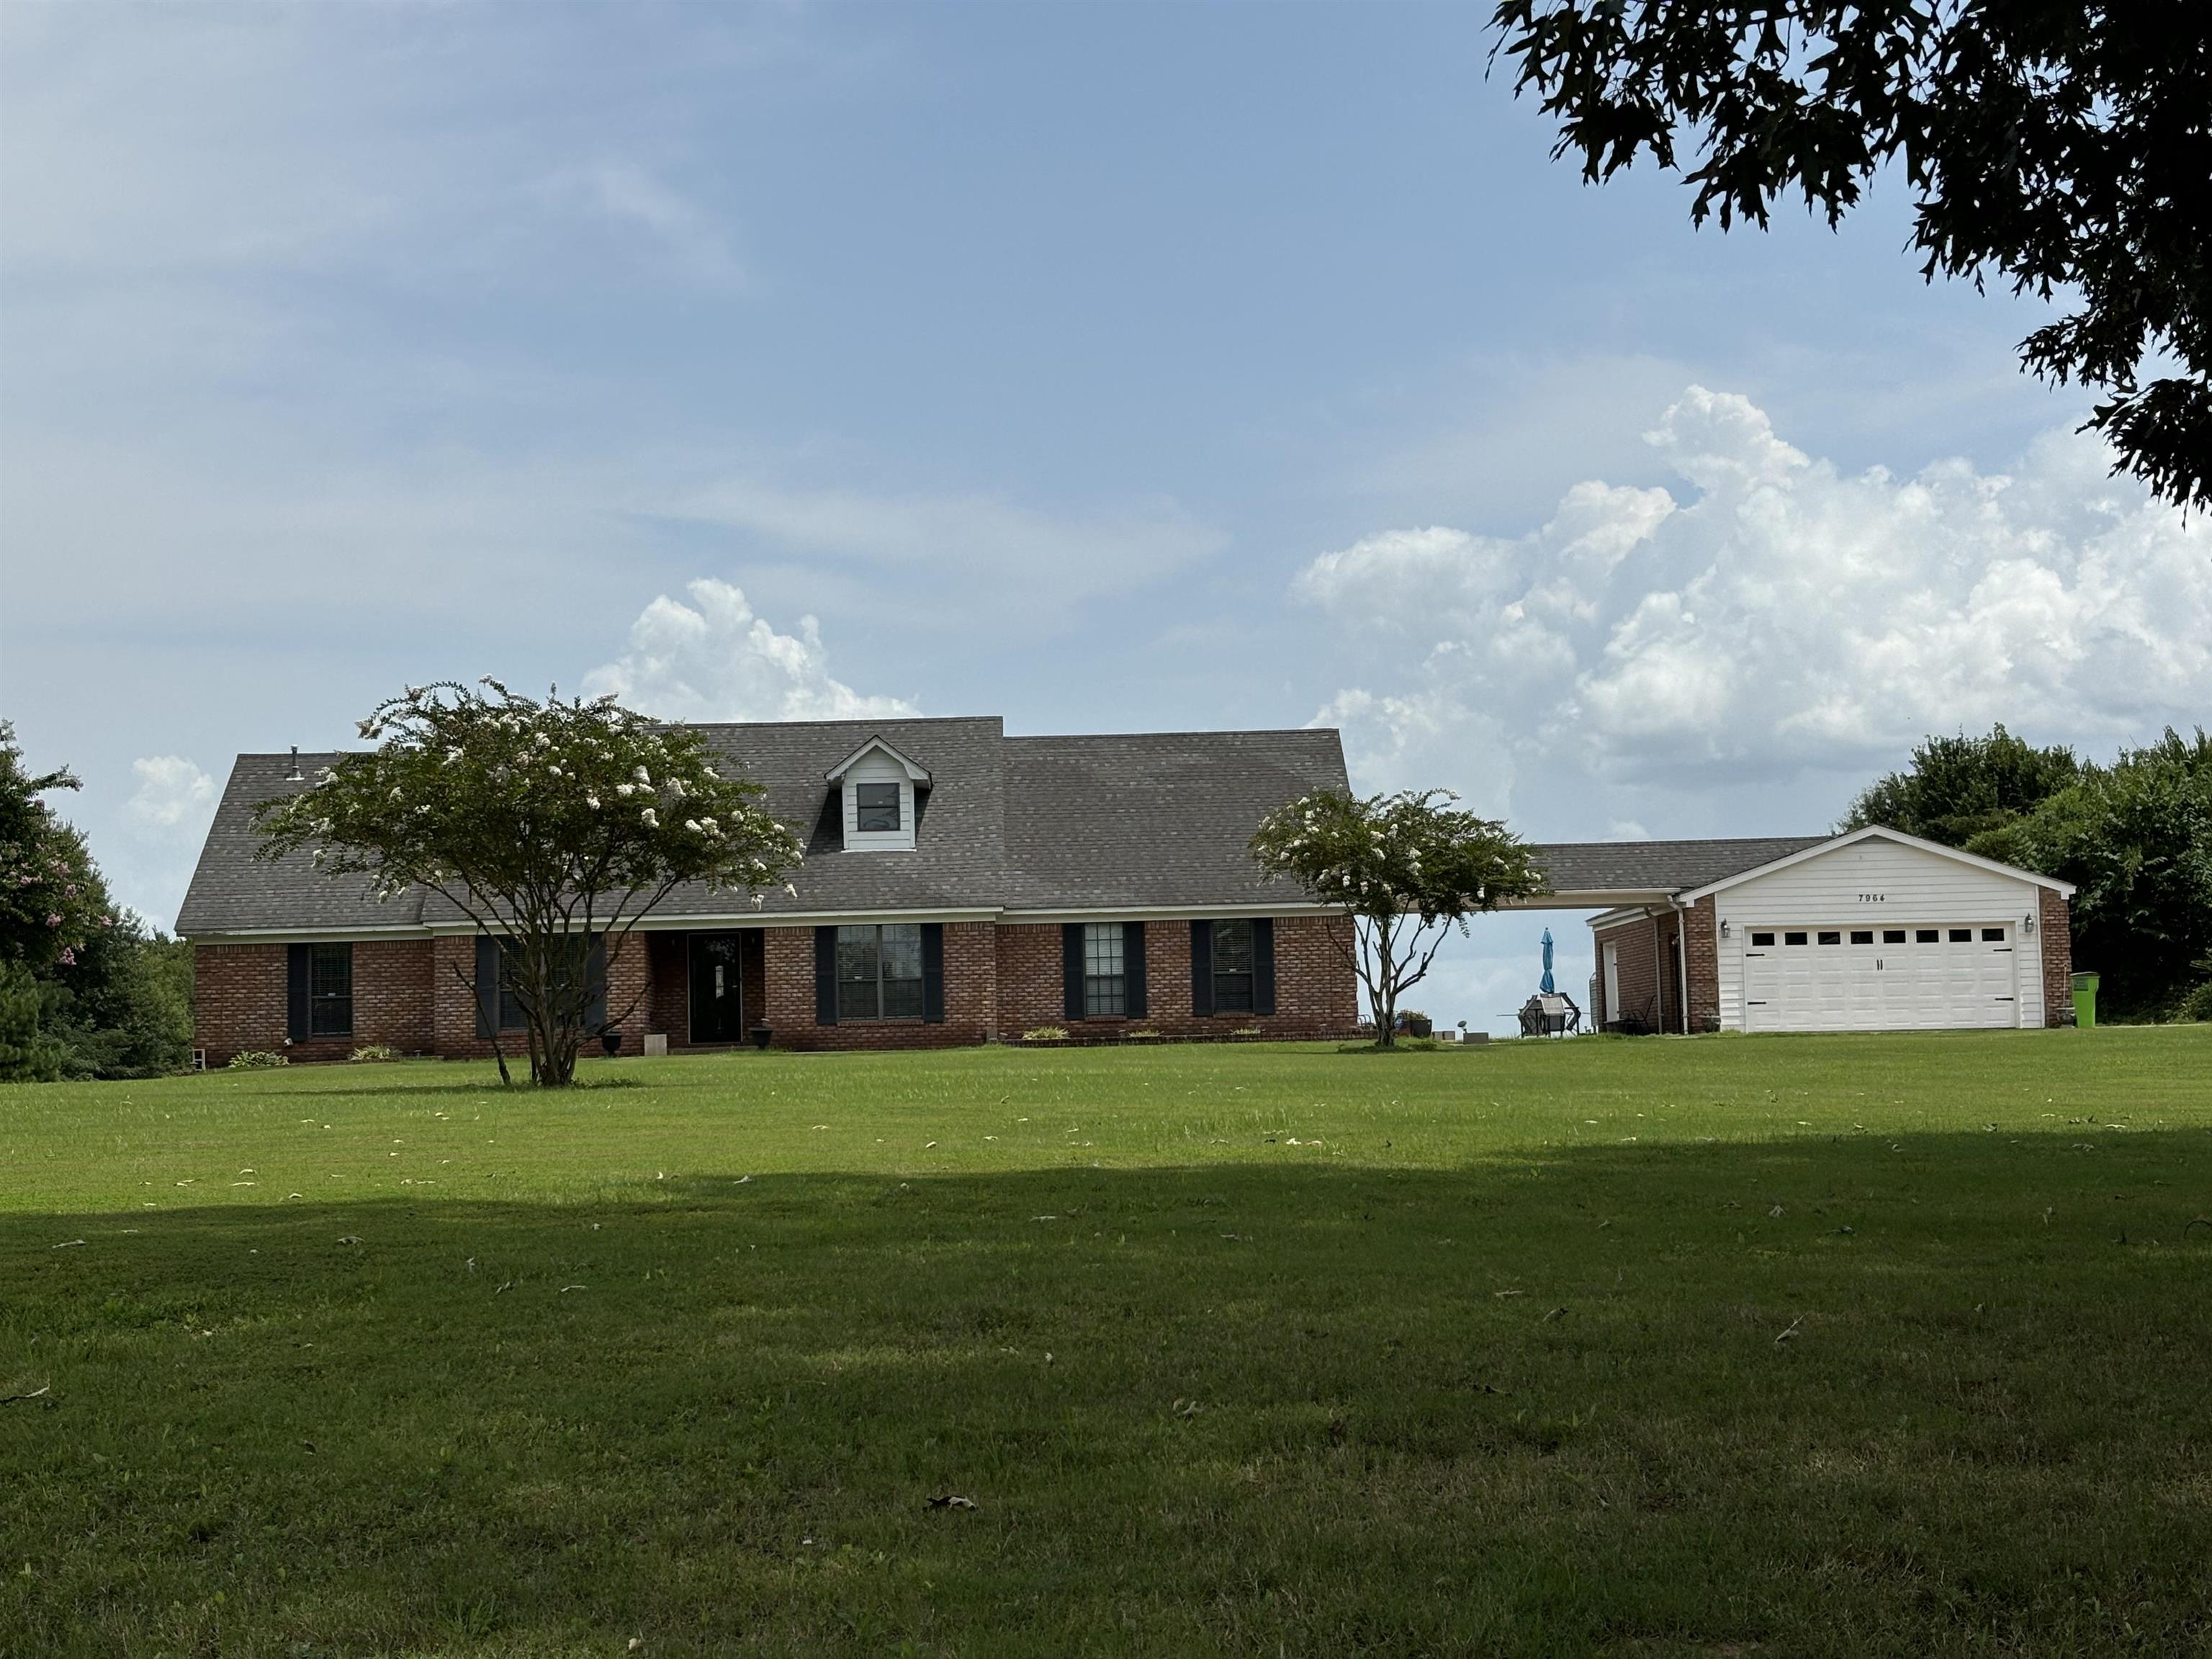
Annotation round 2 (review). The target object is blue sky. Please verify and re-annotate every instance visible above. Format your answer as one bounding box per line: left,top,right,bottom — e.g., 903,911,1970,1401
4,4,2206,1031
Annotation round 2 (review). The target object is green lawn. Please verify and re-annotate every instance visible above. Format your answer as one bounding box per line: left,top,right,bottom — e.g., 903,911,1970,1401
4,1030,2210,1658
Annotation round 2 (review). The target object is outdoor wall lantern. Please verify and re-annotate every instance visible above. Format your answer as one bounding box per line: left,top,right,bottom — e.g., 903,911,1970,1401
2023,910,2036,935
1719,918,1731,939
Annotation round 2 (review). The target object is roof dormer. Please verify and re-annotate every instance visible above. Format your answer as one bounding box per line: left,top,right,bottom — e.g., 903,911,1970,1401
825,735,931,853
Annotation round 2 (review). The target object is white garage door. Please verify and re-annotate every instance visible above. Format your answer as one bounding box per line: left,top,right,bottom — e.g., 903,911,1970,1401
1741,923,2020,1033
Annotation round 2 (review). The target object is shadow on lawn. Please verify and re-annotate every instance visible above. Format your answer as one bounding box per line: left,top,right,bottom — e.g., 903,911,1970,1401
4,1132,2210,1657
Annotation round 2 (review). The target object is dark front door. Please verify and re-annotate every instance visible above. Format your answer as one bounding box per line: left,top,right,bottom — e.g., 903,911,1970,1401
689,932,747,1043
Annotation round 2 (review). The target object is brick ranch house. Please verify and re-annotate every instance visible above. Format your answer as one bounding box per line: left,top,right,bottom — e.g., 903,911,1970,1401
179,718,1369,1062
178,716,2077,1060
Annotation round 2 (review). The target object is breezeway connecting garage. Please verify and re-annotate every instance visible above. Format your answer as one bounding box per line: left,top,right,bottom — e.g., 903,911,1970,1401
1521,827,2074,1035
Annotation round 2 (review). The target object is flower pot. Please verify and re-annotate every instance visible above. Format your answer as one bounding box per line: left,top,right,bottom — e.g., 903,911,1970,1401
750,1025,773,1051
601,1030,623,1056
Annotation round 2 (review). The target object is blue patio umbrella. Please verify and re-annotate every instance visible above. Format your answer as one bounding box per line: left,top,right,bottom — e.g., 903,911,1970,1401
1539,927,1555,994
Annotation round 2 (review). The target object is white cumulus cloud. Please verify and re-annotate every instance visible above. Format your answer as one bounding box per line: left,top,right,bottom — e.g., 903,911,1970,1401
583,578,917,723
125,755,217,833
1299,387,2212,801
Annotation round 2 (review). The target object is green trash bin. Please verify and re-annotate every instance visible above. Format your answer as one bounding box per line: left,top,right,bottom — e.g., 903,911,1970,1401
2071,971,2099,1029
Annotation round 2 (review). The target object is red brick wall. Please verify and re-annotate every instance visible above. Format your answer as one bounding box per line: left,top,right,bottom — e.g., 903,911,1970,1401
194,940,435,1066
197,913,1360,1060
996,917,1357,1041
760,921,999,1051
2039,886,2074,1027
1594,915,1659,1030
646,932,688,1040
996,923,1068,1037
1685,898,1720,1033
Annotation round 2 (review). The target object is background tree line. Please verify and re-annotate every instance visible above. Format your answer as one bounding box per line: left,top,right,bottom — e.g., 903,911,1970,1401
1845,724,2212,1021
1,723,193,1082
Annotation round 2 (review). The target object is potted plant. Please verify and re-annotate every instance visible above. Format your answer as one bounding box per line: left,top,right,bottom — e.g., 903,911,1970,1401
750,1025,773,1051
601,1029,624,1056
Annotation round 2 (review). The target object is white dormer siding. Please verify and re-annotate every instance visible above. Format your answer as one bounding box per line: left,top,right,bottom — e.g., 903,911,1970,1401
840,750,917,852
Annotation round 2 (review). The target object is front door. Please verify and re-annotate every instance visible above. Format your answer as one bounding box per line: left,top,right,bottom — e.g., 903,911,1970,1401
689,932,746,1043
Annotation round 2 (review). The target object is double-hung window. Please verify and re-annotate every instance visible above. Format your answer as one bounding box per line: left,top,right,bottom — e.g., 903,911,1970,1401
1210,920,1256,1013
308,943,354,1037
837,923,925,1020
855,783,901,833
1082,924,1126,1017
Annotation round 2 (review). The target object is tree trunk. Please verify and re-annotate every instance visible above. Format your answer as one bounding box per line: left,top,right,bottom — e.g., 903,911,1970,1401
1367,916,1398,1049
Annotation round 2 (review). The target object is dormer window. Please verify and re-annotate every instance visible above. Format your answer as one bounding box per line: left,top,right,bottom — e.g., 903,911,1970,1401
855,782,901,833
825,734,931,854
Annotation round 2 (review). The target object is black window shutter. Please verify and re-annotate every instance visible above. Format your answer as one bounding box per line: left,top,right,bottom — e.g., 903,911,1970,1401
1251,918,1277,1017
1124,921,1148,1019
1062,924,1086,1021
286,943,310,1042
1190,920,1214,1017
814,926,839,1025
921,923,945,1022
475,935,500,1038
585,935,608,1031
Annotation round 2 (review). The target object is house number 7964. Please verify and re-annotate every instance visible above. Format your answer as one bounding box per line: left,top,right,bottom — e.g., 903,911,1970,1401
1857,893,1887,903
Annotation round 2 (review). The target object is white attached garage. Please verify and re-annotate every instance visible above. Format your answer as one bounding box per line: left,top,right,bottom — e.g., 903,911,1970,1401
1550,827,2076,1037
1688,829,2073,1034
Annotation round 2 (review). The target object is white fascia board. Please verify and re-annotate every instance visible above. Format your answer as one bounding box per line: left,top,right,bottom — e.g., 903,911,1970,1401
1584,906,1655,932
187,925,433,943
1004,902,1349,924
823,735,932,784
1676,824,2076,902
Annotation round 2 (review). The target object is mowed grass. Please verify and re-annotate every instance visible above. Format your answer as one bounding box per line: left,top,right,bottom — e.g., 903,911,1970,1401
4,1030,2211,1658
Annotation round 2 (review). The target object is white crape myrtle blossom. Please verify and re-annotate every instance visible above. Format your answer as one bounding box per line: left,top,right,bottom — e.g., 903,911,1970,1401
255,678,802,1087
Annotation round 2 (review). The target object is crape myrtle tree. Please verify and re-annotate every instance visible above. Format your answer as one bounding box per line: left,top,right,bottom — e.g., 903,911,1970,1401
1491,1,2212,510
1251,788,1545,1047
1,721,117,975
256,681,802,1087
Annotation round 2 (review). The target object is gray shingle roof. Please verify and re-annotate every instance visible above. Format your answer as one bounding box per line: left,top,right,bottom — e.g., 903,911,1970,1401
174,721,1827,936
176,754,428,936
1529,837,1827,899
1001,729,1350,909
177,720,1351,934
